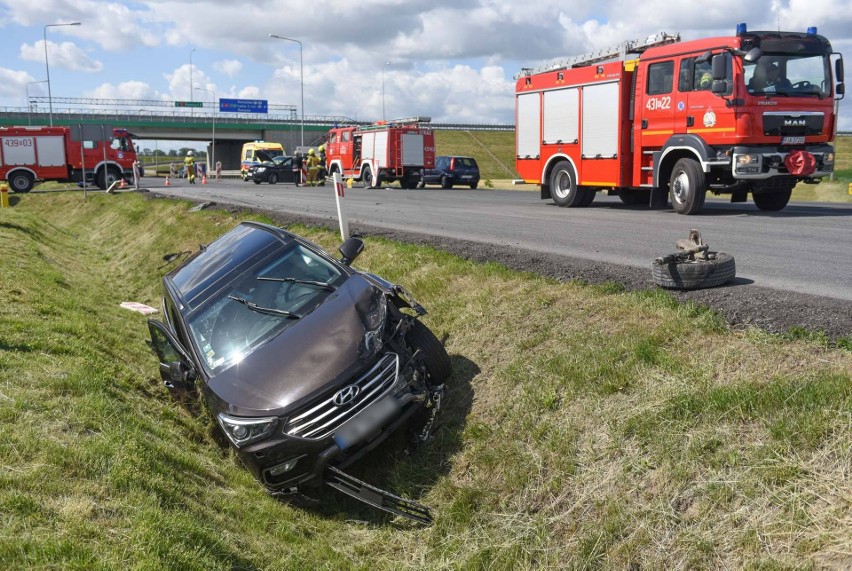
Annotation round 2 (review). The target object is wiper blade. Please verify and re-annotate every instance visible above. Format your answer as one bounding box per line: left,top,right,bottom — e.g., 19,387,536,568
228,295,301,319
257,276,335,291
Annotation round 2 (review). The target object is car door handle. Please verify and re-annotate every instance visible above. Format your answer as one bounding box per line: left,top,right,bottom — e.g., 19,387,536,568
686,116,695,127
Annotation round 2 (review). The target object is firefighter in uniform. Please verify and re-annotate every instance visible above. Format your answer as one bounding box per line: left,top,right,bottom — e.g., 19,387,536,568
293,152,303,186
184,151,196,184
306,148,320,186
317,144,327,186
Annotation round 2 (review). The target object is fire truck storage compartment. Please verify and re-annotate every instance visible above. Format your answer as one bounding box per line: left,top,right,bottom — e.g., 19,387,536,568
581,82,620,159
543,88,579,145
361,131,388,169
401,133,425,165
2,135,66,167
517,92,541,159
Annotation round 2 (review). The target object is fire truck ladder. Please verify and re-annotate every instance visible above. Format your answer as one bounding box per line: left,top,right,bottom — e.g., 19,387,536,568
358,116,432,131
518,32,680,77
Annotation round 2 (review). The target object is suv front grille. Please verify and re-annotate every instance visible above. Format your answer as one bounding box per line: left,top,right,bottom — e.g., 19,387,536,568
283,353,399,440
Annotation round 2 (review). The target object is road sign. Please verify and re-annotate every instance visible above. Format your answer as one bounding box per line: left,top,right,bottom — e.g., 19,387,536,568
219,98,268,114
175,101,203,108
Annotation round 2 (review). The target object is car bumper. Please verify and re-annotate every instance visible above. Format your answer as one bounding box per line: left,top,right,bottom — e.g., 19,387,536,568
233,365,427,490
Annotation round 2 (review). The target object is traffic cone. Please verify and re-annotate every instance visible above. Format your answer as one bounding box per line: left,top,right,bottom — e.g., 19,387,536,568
202,174,207,185
165,176,170,187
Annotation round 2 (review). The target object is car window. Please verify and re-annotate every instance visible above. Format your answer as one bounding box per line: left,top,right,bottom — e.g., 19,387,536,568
647,61,674,95
457,158,476,167
186,243,344,374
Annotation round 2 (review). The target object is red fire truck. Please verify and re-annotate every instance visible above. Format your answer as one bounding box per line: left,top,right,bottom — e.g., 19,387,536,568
0,125,137,193
325,117,436,188
515,24,844,214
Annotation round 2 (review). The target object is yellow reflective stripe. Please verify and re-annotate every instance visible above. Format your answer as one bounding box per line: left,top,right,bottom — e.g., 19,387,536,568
580,181,616,187
642,130,673,135
687,127,736,133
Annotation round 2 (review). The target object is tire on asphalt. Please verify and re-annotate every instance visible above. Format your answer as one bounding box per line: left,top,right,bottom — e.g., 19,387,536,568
549,160,584,207
441,176,453,189
617,188,651,205
651,252,736,290
268,173,278,185
362,165,375,188
669,158,707,215
752,189,792,211
406,319,452,384
579,186,596,206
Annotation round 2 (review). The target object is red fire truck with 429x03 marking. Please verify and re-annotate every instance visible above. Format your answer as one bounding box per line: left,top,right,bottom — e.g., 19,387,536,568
0,125,138,193
515,23,844,214
324,117,435,189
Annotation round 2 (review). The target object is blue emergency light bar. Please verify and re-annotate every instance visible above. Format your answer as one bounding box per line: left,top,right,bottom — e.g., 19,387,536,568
807,26,817,35
736,22,747,35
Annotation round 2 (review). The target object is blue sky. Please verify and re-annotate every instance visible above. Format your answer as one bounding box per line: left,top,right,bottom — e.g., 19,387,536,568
1,0,850,139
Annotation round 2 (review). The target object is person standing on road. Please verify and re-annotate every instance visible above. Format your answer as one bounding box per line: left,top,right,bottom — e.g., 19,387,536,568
317,144,327,186
293,152,303,187
306,148,320,187
215,160,222,181
169,162,176,179
132,160,141,190
184,151,196,184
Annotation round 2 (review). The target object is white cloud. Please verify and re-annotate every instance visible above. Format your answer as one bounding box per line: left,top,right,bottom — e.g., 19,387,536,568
0,68,37,98
20,41,102,73
214,59,242,78
85,80,158,100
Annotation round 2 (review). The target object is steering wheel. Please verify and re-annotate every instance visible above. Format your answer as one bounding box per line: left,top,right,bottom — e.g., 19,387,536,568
792,80,812,90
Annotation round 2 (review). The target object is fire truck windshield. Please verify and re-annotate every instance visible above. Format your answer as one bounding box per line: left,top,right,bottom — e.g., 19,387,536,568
744,53,831,98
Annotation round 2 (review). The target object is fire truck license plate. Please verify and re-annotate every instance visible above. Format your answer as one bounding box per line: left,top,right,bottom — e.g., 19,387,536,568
781,136,806,145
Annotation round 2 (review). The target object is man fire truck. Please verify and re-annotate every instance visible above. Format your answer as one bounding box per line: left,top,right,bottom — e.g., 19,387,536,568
324,117,435,189
516,23,844,214
0,125,137,193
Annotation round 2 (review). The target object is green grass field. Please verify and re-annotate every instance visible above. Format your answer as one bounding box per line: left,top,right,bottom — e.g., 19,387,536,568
1,192,850,569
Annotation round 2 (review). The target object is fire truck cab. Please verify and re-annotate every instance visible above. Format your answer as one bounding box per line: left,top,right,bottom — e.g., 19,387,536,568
516,24,844,214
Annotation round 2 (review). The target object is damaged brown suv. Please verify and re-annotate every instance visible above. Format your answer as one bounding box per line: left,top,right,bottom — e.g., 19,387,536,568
147,221,451,522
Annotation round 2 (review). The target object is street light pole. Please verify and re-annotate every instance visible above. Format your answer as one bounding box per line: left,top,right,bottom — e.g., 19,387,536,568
381,61,390,121
269,34,304,149
44,21,81,127
26,80,48,126
195,87,216,175
189,48,197,103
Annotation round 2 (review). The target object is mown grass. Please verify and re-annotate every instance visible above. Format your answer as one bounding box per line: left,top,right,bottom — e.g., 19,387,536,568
1,192,850,569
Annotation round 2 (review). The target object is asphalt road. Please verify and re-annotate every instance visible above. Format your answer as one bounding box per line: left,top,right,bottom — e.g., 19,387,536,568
150,178,852,302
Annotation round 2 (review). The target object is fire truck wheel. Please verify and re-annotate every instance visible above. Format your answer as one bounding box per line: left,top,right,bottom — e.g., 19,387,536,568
550,161,584,207
651,252,736,290
441,176,453,189
669,158,707,215
97,167,122,190
579,186,596,206
8,172,34,193
752,189,792,211
362,165,375,188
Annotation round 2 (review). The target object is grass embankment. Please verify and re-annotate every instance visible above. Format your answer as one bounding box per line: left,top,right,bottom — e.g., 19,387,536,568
1,192,850,569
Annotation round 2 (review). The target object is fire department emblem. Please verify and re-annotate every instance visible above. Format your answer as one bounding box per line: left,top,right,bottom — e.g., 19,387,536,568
703,110,717,128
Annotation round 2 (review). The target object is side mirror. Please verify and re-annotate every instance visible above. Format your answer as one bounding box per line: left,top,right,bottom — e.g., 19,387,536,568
711,80,727,95
744,47,763,63
339,237,364,265
837,83,845,96
711,54,727,80
836,58,844,83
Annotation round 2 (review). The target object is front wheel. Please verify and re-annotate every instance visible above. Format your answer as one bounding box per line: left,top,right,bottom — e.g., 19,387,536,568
407,320,452,384
549,160,584,207
97,167,121,190
8,172,34,193
669,158,706,215
441,176,453,189
362,165,374,188
268,173,278,185
752,189,792,211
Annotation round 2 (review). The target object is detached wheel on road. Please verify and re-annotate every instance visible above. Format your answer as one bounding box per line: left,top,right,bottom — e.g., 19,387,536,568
406,320,452,384
669,158,706,215
8,172,34,193
652,252,736,290
752,189,792,211
549,161,584,207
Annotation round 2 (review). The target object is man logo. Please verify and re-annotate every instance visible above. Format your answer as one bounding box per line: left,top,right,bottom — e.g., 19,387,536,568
332,385,360,407
784,119,806,127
